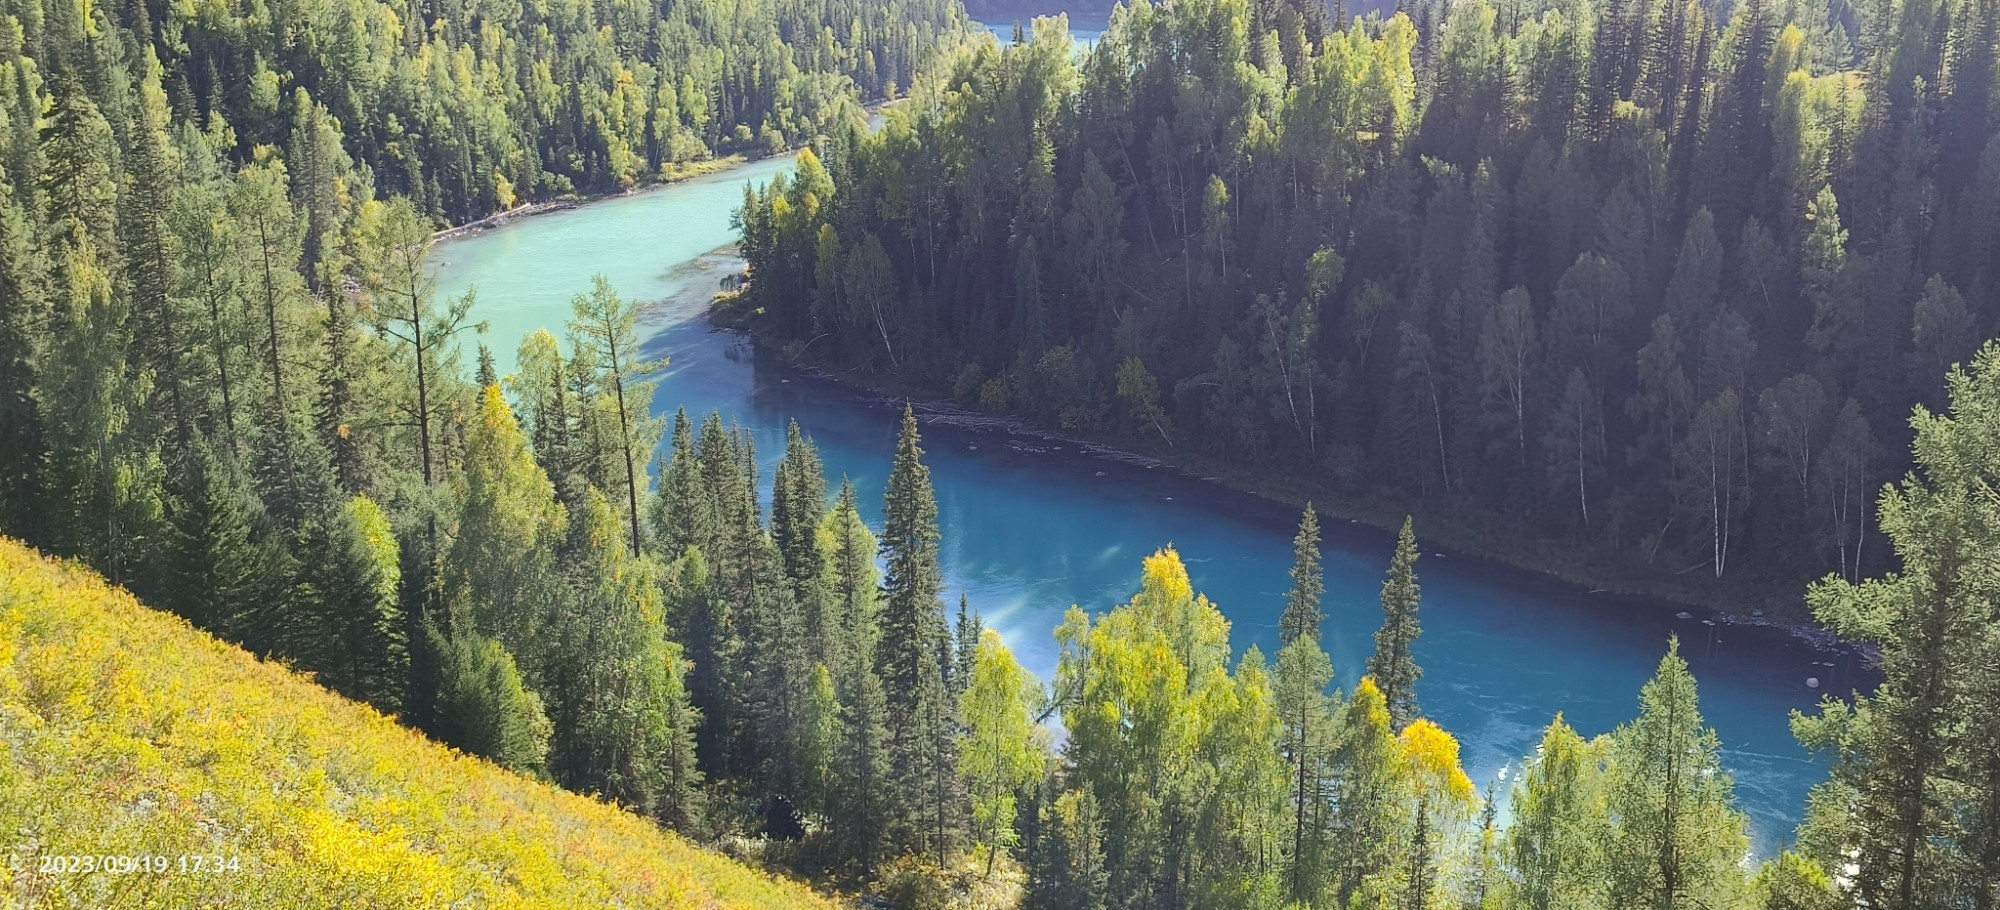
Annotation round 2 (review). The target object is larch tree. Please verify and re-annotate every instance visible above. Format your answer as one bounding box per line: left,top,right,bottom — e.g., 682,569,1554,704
1605,639,1750,910
568,274,665,555
1503,715,1611,910
446,386,567,659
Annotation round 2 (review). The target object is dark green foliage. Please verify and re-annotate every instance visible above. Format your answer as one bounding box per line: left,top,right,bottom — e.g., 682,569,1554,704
1367,516,1424,729
1027,787,1110,910
740,0,2000,602
430,625,553,776
877,404,962,863
1279,503,1325,646
160,447,288,647
296,497,409,714
1792,342,2000,910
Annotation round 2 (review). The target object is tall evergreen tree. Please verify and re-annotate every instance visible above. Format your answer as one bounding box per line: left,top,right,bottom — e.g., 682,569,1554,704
1367,516,1425,729
876,403,960,863
1278,503,1325,646
1794,342,2000,910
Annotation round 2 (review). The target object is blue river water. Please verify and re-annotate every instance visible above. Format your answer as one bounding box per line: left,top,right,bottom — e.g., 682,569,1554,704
430,152,1867,856
977,14,1110,48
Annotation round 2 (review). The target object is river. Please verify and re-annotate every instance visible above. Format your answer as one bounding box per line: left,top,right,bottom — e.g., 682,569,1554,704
429,156,1866,856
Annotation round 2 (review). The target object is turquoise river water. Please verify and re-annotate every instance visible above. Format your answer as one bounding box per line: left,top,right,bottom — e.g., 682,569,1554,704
430,152,1869,855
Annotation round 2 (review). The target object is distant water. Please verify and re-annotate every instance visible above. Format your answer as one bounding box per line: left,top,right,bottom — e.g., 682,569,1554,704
976,14,1109,49
432,153,1869,857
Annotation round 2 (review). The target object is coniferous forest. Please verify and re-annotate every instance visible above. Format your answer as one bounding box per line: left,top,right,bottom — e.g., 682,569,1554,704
736,0,2000,607
1,0,1998,907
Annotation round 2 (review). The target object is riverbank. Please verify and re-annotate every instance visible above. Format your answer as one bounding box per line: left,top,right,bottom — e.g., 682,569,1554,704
432,156,764,242
707,288,1855,647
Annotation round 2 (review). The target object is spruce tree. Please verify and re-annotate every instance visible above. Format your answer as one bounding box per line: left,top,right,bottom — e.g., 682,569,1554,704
0,174,44,541
430,625,553,776
1794,342,2000,910
667,546,736,777
877,403,959,863
1367,516,1425,729
953,594,983,700
772,419,826,588
1278,503,1325,646
1027,788,1110,910
652,408,712,560
160,446,286,646
299,495,409,714
547,490,695,814
1275,629,1336,904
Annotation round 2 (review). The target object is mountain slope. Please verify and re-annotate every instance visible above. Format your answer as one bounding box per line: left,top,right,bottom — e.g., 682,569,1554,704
0,537,841,909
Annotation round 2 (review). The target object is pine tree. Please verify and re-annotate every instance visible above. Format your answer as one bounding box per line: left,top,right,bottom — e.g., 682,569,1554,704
1275,629,1337,904
1794,342,2000,910
1368,516,1425,729
772,419,826,588
876,403,959,861
122,52,189,446
1606,639,1750,910
652,409,712,560
0,171,44,541
547,489,697,815
953,594,983,700
667,546,736,777
316,286,368,495
819,475,892,868
1027,788,1110,910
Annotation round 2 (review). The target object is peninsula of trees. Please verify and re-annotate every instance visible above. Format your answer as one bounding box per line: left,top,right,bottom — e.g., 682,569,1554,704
733,0,1999,605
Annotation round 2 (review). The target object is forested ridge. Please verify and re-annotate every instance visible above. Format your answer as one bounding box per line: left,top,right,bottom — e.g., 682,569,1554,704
735,0,2000,606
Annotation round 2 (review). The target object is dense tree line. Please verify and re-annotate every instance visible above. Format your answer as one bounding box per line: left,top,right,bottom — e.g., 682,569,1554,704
3,0,970,231
736,0,2000,603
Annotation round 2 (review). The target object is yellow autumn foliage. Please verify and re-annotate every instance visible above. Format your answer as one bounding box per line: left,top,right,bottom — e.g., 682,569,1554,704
0,537,840,910
1399,717,1476,808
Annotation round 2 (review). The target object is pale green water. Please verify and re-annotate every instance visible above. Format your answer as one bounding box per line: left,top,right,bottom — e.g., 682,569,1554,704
433,153,1866,855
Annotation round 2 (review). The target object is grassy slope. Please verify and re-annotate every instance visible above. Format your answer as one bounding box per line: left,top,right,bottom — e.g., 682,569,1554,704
0,537,842,909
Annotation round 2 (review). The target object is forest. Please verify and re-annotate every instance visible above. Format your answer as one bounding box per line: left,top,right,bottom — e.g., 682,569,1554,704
734,0,2000,607
0,0,1997,906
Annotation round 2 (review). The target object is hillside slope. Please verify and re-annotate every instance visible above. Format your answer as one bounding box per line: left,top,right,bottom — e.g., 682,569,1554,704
0,538,841,909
